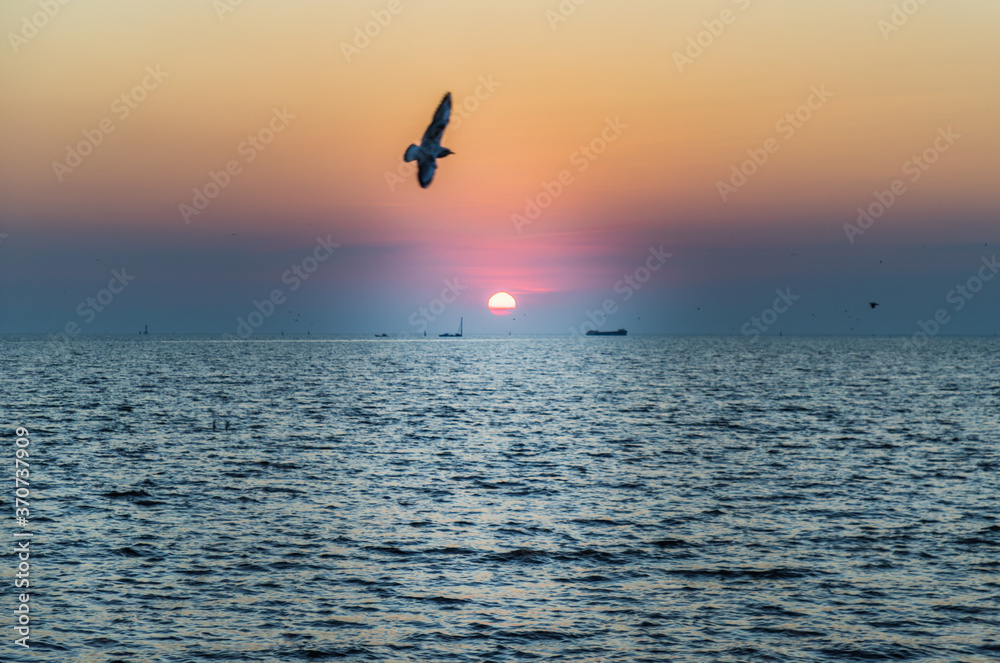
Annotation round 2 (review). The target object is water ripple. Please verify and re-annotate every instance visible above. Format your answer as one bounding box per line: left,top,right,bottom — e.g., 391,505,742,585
1,335,998,661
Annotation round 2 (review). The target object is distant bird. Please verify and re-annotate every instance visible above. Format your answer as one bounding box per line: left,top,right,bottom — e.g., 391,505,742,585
869,302,879,309
404,92,454,188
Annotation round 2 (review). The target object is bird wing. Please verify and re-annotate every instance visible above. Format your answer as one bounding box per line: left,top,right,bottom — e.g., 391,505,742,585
417,158,436,188
422,92,451,145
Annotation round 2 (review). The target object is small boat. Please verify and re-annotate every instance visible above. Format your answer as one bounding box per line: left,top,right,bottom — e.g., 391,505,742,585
440,317,463,337
586,329,627,336
374,333,389,337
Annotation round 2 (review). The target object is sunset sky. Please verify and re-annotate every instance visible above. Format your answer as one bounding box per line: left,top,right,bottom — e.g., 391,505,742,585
2,0,998,337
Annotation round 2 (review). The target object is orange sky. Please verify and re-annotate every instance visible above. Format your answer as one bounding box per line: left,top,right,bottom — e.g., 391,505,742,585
4,0,998,232
2,0,999,334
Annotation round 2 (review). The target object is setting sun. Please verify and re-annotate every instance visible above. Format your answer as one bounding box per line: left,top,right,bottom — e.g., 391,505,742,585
487,292,516,316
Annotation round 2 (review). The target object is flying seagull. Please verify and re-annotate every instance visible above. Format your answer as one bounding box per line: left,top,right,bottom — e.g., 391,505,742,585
404,92,454,188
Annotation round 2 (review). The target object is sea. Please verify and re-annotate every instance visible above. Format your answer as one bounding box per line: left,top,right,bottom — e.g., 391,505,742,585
1,335,998,662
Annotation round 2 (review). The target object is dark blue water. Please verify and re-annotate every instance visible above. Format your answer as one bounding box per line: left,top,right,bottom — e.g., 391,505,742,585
2,336,998,662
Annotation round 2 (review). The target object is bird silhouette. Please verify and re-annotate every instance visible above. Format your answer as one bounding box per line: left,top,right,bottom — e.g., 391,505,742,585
869,302,879,309
404,92,454,188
